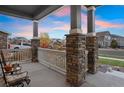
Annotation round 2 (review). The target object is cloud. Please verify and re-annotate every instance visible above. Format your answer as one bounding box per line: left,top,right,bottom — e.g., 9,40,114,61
12,10,124,39
53,24,70,31
52,12,87,34
95,20,124,28
12,24,54,38
39,27,51,33
12,21,70,38
52,21,66,25
81,13,87,24
81,13,87,34
53,6,70,17
12,25,33,38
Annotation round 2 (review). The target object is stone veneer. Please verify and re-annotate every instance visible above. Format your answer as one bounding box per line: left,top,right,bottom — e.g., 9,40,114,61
0,31,8,49
66,33,86,86
86,36,98,74
31,39,40,63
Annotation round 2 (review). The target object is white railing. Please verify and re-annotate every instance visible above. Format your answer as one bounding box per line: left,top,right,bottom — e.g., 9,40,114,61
0,48,32,63
38,48,88,75
38,48,66,74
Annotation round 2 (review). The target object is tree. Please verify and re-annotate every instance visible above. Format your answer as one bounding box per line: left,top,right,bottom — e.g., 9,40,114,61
40,33,50,48
111,39,118,48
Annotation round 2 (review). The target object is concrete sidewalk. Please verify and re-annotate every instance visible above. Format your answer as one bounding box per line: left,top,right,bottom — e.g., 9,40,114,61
99,56,124,61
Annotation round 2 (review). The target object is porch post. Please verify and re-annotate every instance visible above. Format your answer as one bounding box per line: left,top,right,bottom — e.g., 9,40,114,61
66,5,86,86
86,6,98,74
31,20,40,63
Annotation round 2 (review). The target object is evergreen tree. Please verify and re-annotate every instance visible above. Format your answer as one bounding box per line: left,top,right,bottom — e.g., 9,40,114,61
111,39,118,48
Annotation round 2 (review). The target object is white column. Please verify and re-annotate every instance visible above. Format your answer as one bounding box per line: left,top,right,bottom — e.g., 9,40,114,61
70,5,82,34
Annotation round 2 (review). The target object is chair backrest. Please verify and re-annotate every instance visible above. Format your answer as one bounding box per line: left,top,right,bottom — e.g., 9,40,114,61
0,50,6,66
0,58,7,85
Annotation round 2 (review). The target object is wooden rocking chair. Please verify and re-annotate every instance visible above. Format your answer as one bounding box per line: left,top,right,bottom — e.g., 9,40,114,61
0,50,22,75
0,50,31,87
0,58,31,87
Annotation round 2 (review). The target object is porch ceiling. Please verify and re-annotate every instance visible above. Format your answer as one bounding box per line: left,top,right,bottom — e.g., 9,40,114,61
0,5,62,20
0,5,100,20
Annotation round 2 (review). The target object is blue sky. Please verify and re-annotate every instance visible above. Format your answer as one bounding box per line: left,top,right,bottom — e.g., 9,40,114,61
0,5,124,39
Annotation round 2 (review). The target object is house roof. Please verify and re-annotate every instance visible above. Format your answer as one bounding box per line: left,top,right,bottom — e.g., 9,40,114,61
111,34,124,38
96,31,124,38
0,30,9,35
13,37,28,40
96,31,111,36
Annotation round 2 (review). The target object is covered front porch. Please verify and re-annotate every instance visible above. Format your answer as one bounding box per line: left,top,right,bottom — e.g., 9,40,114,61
1,48,124,87
0,5,123,87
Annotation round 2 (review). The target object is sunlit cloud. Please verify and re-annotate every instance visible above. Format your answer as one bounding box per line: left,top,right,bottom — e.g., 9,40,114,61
12,22,70,38
12,25,32,38
96,20,124,28
12,25,53,38
53,24,70,31
53,6,70,17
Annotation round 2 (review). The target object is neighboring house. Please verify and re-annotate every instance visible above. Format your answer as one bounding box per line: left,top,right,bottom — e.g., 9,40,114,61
49,38,65,50
11,37,31,45
96,31,111,48
111,34,124,48
96,31,124,48
0,31,9,49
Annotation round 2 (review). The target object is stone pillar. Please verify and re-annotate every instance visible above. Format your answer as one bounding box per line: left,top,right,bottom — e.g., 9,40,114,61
31,20,40,63
86,6,98,74
66,5,86,86
86,34,98,74
31,38,40,63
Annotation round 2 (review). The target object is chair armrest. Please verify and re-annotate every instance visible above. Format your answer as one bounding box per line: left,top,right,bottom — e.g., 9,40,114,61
15,71,28,76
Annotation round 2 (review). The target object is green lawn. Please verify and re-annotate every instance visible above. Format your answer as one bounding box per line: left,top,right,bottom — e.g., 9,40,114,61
99,58,124,67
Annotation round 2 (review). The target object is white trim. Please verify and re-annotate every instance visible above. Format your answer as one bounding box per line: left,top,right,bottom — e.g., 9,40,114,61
87,32,96,36
33,37,40,39
69,28,82,34
33,20,39,23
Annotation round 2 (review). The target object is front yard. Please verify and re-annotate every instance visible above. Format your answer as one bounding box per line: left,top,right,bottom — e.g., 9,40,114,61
100,58,124,67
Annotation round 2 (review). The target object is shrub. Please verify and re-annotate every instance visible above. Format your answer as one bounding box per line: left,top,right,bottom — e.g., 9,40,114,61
111,39,118,48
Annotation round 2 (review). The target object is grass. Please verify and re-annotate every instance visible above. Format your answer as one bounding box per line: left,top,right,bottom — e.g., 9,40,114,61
99,58,124,67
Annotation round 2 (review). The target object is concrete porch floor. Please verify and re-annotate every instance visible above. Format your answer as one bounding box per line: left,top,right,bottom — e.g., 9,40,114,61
1,62,124,87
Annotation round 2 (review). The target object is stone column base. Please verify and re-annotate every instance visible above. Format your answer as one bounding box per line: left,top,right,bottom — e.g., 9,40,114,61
86,36,98,74
66,33,86,86
31,38,40,63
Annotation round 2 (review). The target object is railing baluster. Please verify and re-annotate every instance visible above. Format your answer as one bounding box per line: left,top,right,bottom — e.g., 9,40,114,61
1,48,32,63
38,48,66,72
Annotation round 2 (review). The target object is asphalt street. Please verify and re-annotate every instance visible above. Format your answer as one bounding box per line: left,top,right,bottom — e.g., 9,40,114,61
98,48,124,59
